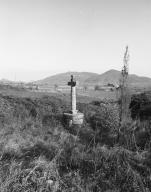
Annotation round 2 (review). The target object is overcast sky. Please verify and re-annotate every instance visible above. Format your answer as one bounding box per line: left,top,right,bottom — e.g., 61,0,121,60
0,0,151,82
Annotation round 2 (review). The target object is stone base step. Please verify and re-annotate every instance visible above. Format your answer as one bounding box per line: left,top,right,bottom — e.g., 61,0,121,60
64,112,84,126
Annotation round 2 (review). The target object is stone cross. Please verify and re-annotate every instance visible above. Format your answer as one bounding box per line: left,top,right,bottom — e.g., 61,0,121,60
68,75,77,114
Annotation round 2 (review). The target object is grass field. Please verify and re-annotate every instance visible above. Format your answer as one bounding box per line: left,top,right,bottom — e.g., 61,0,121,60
0,84,151,191
0,84,118,103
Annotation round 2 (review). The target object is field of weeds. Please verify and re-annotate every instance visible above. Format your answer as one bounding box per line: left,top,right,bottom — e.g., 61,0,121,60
0,92,150,191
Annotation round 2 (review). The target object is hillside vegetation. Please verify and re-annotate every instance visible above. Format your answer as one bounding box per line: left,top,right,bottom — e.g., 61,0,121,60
0,93,150,191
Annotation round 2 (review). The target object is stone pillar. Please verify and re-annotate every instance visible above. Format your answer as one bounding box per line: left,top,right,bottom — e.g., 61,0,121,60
68,75,77,114
71,85,77,114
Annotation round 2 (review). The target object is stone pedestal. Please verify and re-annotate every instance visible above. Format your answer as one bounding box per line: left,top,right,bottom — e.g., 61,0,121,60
64,112,84,127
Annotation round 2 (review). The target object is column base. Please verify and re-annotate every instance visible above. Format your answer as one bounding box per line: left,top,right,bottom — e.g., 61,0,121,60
69,110,78,115
63,112,84,127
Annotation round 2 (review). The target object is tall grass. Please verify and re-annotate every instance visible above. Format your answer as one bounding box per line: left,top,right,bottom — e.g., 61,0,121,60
0,94,150,191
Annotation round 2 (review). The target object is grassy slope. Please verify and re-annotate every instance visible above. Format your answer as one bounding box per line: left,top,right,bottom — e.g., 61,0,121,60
0,88,151,191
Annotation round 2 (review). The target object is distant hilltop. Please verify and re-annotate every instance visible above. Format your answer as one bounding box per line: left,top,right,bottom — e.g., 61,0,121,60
34,69,151,88
35,71,98,86
1,69,151,90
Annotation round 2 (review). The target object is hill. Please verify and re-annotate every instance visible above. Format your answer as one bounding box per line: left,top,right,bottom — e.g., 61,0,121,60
85,69,121,86
34,69,151,89
86,69,151,87
35,71,98,86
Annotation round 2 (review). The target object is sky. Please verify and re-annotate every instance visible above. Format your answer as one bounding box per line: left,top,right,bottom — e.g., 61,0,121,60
0,0,151,82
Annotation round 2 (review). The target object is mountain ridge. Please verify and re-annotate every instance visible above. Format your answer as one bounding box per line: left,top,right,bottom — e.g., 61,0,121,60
34,69,151,88
35,71,99,86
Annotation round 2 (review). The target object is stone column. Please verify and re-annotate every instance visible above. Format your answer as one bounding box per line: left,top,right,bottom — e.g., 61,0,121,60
68,75,77,114
71,85,77,114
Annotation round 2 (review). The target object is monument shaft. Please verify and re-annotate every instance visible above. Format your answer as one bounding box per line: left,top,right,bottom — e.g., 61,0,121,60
71,85,77,114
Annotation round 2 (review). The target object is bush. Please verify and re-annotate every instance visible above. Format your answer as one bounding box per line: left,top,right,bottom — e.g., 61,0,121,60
130,93,151,120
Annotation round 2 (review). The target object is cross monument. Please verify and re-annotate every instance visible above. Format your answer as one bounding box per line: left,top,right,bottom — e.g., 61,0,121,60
63,75,84,126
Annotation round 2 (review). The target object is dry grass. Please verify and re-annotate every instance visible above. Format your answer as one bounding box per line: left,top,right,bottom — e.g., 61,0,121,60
0,93,150,191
